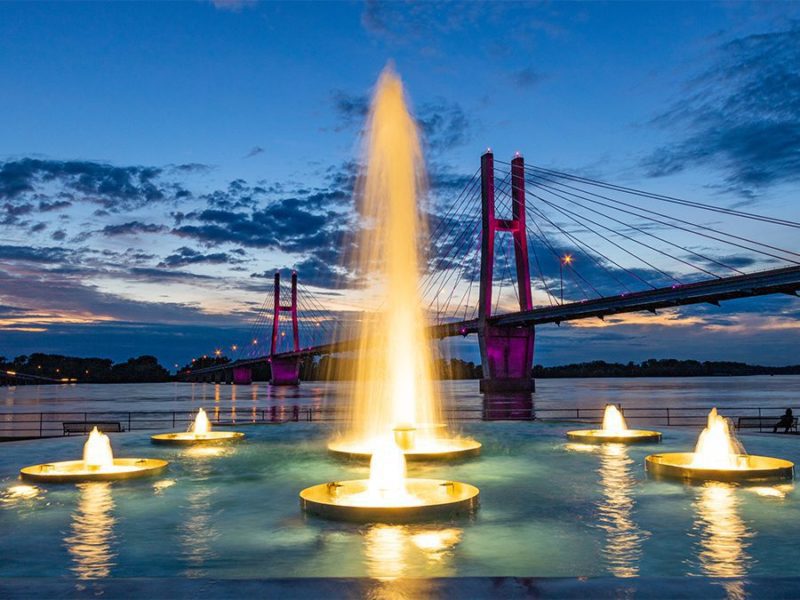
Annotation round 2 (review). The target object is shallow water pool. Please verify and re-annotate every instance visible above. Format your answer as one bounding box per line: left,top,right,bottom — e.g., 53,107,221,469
1,422,798,580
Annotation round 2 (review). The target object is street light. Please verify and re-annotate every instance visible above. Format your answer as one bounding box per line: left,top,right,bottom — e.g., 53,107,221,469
560,254,573,304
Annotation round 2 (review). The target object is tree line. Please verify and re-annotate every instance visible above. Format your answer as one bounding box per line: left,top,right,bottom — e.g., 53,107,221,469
4,353,799,384
1,353,170,383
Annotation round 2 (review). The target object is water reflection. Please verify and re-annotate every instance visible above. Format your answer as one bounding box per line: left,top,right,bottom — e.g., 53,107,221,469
65,482,116,579
482,392,533,421
596,443,648,577
691,482,752,579
1,484,42,506
179,461,218,577
364,525,462,579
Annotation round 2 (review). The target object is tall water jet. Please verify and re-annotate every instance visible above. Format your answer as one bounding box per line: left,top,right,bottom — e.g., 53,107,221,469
327,64,479,460
566,404,661,444
646,408,794,482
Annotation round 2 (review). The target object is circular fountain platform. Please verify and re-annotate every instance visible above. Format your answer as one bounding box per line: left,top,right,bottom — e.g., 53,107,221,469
151,431,245,446
646,452,794,483
20,458,168,483
327,438,481,461
566,429,662,444
300,478,480,522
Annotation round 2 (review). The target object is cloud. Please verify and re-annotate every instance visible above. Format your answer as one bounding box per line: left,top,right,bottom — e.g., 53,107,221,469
291,256,351,290
0,244,71,263
38,199,72,212
511,66,544,89
209,0,257,12
244,146,265,158
643,24,800,195
101,221,168,236
126,267,214,281
158,246,244,268
0,158,190,211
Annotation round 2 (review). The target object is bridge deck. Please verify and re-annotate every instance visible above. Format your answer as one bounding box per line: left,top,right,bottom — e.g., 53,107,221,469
185,265,800,375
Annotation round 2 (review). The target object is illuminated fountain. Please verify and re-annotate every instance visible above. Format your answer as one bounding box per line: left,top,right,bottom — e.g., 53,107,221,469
20,427,167,483
151,408,244,445
301,438,479,522
646,408,794,483
566,404,662,444
326,64,479,461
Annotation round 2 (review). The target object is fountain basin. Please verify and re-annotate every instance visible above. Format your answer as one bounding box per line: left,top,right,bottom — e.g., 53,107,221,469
299,478,479,522
327,438,481,461
20,458,168,483
566,429,662,444
150,431,245,446
645,452,794,483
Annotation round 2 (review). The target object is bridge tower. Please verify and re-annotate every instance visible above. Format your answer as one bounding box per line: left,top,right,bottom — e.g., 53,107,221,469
477,150,536,395
269,270,301,385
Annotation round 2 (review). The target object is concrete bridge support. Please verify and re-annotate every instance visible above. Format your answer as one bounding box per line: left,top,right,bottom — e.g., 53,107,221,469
477,151,536,407
233,367,252,385
269,357,301,386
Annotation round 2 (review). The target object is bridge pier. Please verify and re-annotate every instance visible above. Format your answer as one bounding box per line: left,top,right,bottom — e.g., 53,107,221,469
233,367,252,385
270,357,300,386
478,151,535,410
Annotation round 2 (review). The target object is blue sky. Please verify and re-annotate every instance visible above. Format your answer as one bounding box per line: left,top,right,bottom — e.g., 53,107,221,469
1,1,799,368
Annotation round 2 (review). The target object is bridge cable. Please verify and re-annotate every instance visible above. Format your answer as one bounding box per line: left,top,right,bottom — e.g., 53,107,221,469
499,177,642,292
510,161,800,230
522,172,800,266
494,173,603,299
528,188,733,279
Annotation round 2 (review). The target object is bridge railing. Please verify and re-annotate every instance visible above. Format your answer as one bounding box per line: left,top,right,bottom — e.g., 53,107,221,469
0,405,795,439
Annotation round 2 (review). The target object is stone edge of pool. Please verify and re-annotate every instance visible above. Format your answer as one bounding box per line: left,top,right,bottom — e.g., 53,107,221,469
0,577,794,598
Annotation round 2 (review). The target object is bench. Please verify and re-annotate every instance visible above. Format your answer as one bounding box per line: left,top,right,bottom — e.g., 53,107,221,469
63,422,124,436
736,416,798,433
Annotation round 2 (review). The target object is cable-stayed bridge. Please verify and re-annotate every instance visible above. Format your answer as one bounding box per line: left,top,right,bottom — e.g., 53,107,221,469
183,151,800,394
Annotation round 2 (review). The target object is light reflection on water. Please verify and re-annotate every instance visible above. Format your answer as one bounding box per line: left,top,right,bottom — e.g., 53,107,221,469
364,525,462,579
65,482,116,579
180,456,219,577
595,443,649,577
690,482,753,579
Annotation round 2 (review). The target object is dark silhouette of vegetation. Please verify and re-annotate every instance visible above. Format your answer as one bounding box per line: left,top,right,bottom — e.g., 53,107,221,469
0,353,170,383
177,355,231,373
533,359,800,378
4,354,799,385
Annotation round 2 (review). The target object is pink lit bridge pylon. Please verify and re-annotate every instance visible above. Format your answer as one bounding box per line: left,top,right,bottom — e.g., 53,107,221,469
182,151,800,414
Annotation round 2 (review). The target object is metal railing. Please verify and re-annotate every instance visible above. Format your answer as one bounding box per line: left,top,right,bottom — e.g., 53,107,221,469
0,404,796,439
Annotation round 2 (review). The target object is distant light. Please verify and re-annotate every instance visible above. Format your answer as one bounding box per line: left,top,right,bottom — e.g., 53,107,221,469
562,254,573,265
515,151,521,157
486,147,492,153
252,339,258,345
214,349,222,357
231,345,238,351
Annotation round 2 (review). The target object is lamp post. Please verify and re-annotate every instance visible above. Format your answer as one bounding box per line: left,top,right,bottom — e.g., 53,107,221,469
560,254,573,304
